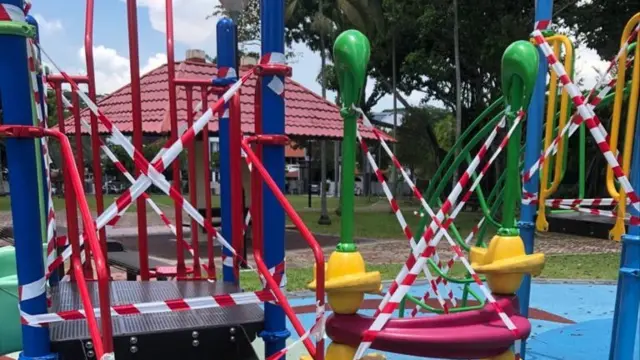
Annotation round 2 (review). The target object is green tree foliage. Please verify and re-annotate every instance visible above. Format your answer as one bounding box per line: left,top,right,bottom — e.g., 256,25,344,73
562,1,638,59
211,0,261,50
433,114,456,152
103,138,171,181
396,106,450,179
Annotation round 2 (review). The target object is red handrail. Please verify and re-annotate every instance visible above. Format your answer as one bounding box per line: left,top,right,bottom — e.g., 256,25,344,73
46,74,89,84
70,91,93,278
244,138,325,359
84,0,108,259
0,125,114,358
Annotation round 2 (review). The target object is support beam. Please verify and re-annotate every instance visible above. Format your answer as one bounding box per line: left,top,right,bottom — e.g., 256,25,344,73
258,0,289,356
215,17,238,284
0,2,55,358
517,1,553,358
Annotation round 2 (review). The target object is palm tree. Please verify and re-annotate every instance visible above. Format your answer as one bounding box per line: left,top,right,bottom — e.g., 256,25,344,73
315,3,332,225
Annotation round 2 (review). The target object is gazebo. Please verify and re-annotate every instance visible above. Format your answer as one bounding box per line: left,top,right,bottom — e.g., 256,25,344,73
60,50,389,205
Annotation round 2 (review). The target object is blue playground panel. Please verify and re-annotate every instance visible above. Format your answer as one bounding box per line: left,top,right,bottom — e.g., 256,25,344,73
281,282,640,360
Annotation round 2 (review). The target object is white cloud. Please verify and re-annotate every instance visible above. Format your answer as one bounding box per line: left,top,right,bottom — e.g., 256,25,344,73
574,46,609,90
33,14,63,36
75,45,167,94
141,53,168,75
136,0,220,48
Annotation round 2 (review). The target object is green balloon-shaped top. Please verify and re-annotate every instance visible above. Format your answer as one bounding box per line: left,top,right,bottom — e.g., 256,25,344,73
501,40,539,109
333,29,371,111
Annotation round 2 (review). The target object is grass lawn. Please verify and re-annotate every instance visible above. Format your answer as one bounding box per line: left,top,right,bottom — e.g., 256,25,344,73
0,194,383,212
292,211,485,240
238,253,621,292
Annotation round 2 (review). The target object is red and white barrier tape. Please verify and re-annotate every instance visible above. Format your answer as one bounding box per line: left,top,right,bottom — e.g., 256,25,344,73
354,124,450,313
260,261,287,288
259,53,287,96
20,289,276,326
354,108,455,311
521,26,638,202
534,20,551,31
23,0,31,15
355,112,520,359
550,204,616,218
25,29,55,305
266,302,325,360
371,114,504,316
39,44,253,271
524,197,622,207
55,92,213,276
0,3,24,21
532,31,640,215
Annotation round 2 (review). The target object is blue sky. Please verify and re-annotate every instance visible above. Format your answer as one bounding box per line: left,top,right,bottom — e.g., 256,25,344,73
32,1,607,112
32,0,426,112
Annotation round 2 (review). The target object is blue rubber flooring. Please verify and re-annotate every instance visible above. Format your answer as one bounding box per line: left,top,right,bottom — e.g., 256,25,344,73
278,282,639,359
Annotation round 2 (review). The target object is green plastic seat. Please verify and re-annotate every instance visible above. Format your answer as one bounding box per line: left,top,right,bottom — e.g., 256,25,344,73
0,245,49,355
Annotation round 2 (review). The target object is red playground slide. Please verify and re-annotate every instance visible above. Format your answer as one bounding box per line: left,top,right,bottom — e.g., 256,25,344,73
326,296,530,359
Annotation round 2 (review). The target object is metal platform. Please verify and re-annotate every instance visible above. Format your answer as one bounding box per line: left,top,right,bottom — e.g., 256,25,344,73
50,281,264,359
547,211,628,239
107,251,172,280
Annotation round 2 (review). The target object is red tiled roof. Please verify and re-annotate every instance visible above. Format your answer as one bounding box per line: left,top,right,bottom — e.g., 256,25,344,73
285,144,305,158
61,60,392,141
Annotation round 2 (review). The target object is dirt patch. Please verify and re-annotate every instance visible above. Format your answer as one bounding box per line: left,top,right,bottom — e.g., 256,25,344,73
282,231,621,268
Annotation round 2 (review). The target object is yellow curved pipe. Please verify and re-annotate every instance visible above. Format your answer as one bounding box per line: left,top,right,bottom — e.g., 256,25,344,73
607,13,640,241
536,35,574,232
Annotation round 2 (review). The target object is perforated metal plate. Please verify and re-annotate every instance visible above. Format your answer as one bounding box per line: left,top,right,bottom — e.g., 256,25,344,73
49,281,264,342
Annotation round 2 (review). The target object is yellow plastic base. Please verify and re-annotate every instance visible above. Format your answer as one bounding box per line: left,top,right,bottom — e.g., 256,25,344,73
471,235,545,294
609,219,625,242
303,343,386,360
535,211,549,232
307,250,381,314
481,349,515,360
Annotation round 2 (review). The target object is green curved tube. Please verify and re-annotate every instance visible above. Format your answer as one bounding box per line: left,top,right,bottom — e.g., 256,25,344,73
400,285,485,316
425,97,504,201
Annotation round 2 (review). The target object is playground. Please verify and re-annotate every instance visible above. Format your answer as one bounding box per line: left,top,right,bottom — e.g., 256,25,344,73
0,0,639,359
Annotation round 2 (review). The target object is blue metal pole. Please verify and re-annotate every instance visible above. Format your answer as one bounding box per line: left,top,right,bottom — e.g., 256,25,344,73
517,0,553,358
26,14,59,286
214,17,238,284
608,107,640,360
0,1,55,358
258,0,289,356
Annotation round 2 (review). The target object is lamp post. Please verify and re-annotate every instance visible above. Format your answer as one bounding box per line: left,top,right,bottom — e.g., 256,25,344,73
219,0,248,73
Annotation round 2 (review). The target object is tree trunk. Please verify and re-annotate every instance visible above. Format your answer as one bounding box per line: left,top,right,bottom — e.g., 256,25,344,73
317,1,331,225
391,31,398,198
452,0,462,189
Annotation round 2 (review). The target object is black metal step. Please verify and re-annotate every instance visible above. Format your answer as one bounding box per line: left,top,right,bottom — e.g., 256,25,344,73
547,211,628,239
49,281,264,359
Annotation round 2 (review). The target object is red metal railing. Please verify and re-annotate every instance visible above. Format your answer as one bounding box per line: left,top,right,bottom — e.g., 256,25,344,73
165,0,187,278
201,85,216,280
185,86,202,279
84,0,108,261
0,125,114,359
244,135,325,359
125,0,151,280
